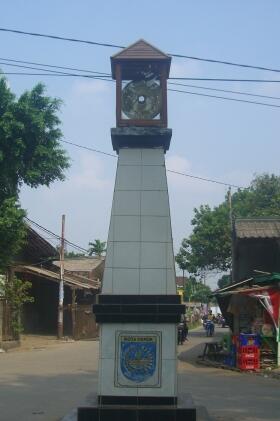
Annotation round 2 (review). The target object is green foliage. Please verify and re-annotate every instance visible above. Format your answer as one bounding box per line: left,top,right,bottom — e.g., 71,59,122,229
217,274,231,289
176,174,280,275
0,78,69,202
0,198,26,270
88,239,106,256
64,251,86,258
184,277,212,303
1,276,34,336
0,76,69,269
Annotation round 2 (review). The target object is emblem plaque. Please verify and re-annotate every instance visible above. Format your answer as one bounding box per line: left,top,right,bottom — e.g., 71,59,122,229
115,331,161,387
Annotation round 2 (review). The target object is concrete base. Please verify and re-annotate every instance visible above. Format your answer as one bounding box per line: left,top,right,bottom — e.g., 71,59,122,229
0,340,20,351
76,393,205,421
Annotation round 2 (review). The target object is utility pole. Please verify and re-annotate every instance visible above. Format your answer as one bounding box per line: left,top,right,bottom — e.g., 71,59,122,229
228,187,235,283
57,214,65,339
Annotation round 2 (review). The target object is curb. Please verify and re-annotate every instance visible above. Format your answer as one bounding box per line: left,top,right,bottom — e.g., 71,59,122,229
196,357,280,380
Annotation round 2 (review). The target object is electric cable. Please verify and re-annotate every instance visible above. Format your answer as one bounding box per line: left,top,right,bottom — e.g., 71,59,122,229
61,139,245,189
1,57,279,102
169,77,280,82
168,82,280,101
25,216,89,253
1,27,280,74
0,60,111,77
0,71,279,109
168,88,280,109
0,56,111,76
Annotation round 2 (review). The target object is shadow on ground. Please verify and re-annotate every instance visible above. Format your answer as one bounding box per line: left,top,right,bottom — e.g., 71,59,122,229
0,369,98,421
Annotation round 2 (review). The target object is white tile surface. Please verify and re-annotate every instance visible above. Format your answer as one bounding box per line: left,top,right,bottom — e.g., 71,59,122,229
115,165,141,190
112,268,140,294
100,358,136,396
114,215,140,242
104,242,113,267
118,149,142,165
140,242,166,268
161,325,177,359
141,216,170,242
100,325,116,359
139,269,166,294
141,148,165,165
142,166,167,190
113,190,141,216
137,358,177,396
166,242,175,269
107,218,114,242
141,191,170,216
166,268,176,294
101,268,113,293
113,242,140,268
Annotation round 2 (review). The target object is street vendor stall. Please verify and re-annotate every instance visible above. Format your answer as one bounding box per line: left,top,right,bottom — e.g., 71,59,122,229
215,273,280,369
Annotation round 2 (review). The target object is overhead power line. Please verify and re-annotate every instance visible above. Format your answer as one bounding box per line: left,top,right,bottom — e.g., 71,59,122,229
1,26,280,74
61,139,244,189
3,69,280,85
0,27,125,49
168,88,280,109
0,56,110,76
169,82,280,101
169,77,280,83
61,140,116,157
25,216,88,253
170,53,280,73
167,169,243,189
0,60,110,77
0,72,279,109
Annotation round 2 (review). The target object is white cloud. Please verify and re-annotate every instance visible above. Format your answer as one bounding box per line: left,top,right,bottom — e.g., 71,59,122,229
170,60,201,78
69,152,112,191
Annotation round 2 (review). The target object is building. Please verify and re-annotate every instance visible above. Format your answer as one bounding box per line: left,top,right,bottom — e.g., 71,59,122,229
2,226,104,341
215,218,280,367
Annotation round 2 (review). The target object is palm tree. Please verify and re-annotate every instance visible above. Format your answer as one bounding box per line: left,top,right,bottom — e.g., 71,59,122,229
88,239,106,257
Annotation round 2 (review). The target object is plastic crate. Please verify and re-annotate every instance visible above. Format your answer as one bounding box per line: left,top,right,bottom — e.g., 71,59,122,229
237,355,260,370
238,334,261,347
238,345,260,357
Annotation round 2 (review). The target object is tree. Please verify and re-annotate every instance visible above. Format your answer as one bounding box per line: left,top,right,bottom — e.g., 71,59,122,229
64,251,86,258
88,239,106,256
0,198,26,270
0,77,69,270
176,174,280,275
0,276,34,337
217,274,231,289
184,277,212,303
175,249,188,287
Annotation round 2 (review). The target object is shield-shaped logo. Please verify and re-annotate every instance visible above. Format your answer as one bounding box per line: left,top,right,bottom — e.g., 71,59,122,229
120,335,157,383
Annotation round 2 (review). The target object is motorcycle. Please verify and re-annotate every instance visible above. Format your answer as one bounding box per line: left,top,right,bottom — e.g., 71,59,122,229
205,320,215,337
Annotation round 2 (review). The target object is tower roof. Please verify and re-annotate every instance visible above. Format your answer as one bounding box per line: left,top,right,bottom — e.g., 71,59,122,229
111,39,171,78
111,39,170,60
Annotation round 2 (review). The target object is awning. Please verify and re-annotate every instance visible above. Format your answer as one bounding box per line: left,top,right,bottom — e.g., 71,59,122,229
15,265,100,290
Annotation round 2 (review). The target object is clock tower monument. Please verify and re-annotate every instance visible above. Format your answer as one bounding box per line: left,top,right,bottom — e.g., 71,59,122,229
78,40,196,421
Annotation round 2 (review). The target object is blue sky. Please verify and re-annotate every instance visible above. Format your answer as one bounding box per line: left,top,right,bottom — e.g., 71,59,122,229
1,1,280,286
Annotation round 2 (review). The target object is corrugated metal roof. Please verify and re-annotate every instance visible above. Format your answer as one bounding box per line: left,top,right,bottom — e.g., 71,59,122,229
18,226,58,262
111,39,169,60
235,218,280,239
53,257,104,272
15,265,100,290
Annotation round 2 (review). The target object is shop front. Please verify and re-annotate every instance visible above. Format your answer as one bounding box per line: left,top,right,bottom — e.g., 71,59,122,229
215,274,280,369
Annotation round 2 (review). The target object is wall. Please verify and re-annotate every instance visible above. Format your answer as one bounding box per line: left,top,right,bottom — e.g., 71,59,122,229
235,238,280,280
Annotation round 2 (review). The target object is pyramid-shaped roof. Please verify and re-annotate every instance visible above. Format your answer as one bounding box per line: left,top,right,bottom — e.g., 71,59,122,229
111,39,170,61
111,39,171,78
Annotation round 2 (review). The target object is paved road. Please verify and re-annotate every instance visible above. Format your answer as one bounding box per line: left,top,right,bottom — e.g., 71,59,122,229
0,328,279,421
178,327,280,421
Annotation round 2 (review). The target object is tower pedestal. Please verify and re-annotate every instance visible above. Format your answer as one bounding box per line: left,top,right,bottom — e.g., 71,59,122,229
77,144,197,420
